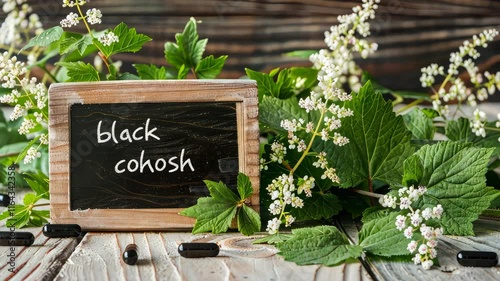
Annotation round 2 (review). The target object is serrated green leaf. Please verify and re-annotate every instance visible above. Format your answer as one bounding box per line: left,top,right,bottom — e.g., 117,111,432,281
402,154,423,187
359,211,416,256
165,17,206,69
59,32,94,56
411,141,498,235
96,22,152,58
259,95,318,134
133,64,167,80
238,205,261,235
245,68,294,100
180,197,237,234
177,64,189,79
23,193,38,205
5,205,31,228
204,180,240,203
237,172,253,200
403,109,435,140
446,118,500,157
291,193,342,221
277,226,363,266
56,61,100,82
331,82,414,187
21,26,63,52
195,55,227,79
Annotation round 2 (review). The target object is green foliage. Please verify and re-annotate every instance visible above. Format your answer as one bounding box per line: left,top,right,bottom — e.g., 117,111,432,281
95,22,152,58
359,211,415,256
446,118,500,157
276,226,363,266
331,82,414,188
245,68,294,100
290,193,342,221
180,173,260,236
164,17,226,79
409,142,499,235
56,62,100,82
21,26,63,52
133,64,168,80
0,172,50,228
403,109,436,140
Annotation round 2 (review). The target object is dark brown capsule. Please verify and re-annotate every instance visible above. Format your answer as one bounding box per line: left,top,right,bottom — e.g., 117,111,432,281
122,244,139,265
43,224,82,238
0,231,35,246
178,243,219,258
457,251,498,267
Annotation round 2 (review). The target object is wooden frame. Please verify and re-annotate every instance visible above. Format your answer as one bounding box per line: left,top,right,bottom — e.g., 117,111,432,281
49,80,259,231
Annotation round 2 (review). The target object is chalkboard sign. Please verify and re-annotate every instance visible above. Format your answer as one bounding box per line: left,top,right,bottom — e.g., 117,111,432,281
49,80,259,231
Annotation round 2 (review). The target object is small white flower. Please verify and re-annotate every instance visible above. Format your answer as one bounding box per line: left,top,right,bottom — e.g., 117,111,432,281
285,215,295,227
266,218,281,235
60,12,79,28
404,226,414,239
86,8,102,25
407,240,418,253
395,215,406,231
98,31,119,46
418,244,428,255
432,204,444,219
422,260,433,270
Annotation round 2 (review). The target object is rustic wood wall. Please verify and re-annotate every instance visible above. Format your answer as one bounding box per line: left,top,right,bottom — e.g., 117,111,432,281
16,1,500,99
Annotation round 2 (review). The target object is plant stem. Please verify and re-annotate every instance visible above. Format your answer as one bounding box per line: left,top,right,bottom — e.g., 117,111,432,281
352,189,383,199
40,65,59,83
33,203,50,207
291,110,325,173
395,98,426,114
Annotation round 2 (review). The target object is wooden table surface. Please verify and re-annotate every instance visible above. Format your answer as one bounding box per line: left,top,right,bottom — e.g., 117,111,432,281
1,218,499,281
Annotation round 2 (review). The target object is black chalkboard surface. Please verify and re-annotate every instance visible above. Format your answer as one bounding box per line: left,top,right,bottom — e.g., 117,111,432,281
70,102,239,210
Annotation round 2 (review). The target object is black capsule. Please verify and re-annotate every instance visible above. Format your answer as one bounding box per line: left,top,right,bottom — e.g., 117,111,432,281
122,244,139,265
0,231,35,246
178,242,219,258
43,224,82,238
0,194,10,207
457,251,498,267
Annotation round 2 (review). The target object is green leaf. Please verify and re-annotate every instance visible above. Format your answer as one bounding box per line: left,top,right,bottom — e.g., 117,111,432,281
23,172,49,200
237,205,261,236
411,141,499,235
21,26,63,52
204,180,240,203
245,68,294,100
259,95,317,134
56,62,100,82
277,226,363,266
403,109,435,140
180,197,237,234
164,17,206,69
237,172,253,200
195,55,227,79
133,64,167,80
446,118,500,157
177,64,189,79
331,82,414,187
284,50,317,58
59,32,93,56
359,211,414,256
0,142,29,156
5,205,31,228
23,193,38,205
291,193,342,221
402,154,424,187
96,22,152,58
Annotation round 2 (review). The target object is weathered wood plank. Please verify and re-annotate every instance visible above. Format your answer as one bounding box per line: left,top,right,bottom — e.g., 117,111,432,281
56,232,372,281
0,227,81,281
339,217,500,281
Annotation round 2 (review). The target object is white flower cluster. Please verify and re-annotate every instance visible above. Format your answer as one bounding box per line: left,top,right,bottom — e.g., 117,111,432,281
62,0,87,7
420,29,500,140
380,186,444,270
60,1,105,30
310,0,379,93
0,52,48,139
0,0,43,46
98,31,119,46
265,174,314,234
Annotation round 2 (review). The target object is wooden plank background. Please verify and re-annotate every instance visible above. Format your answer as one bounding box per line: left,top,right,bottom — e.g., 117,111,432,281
9,0,497,101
